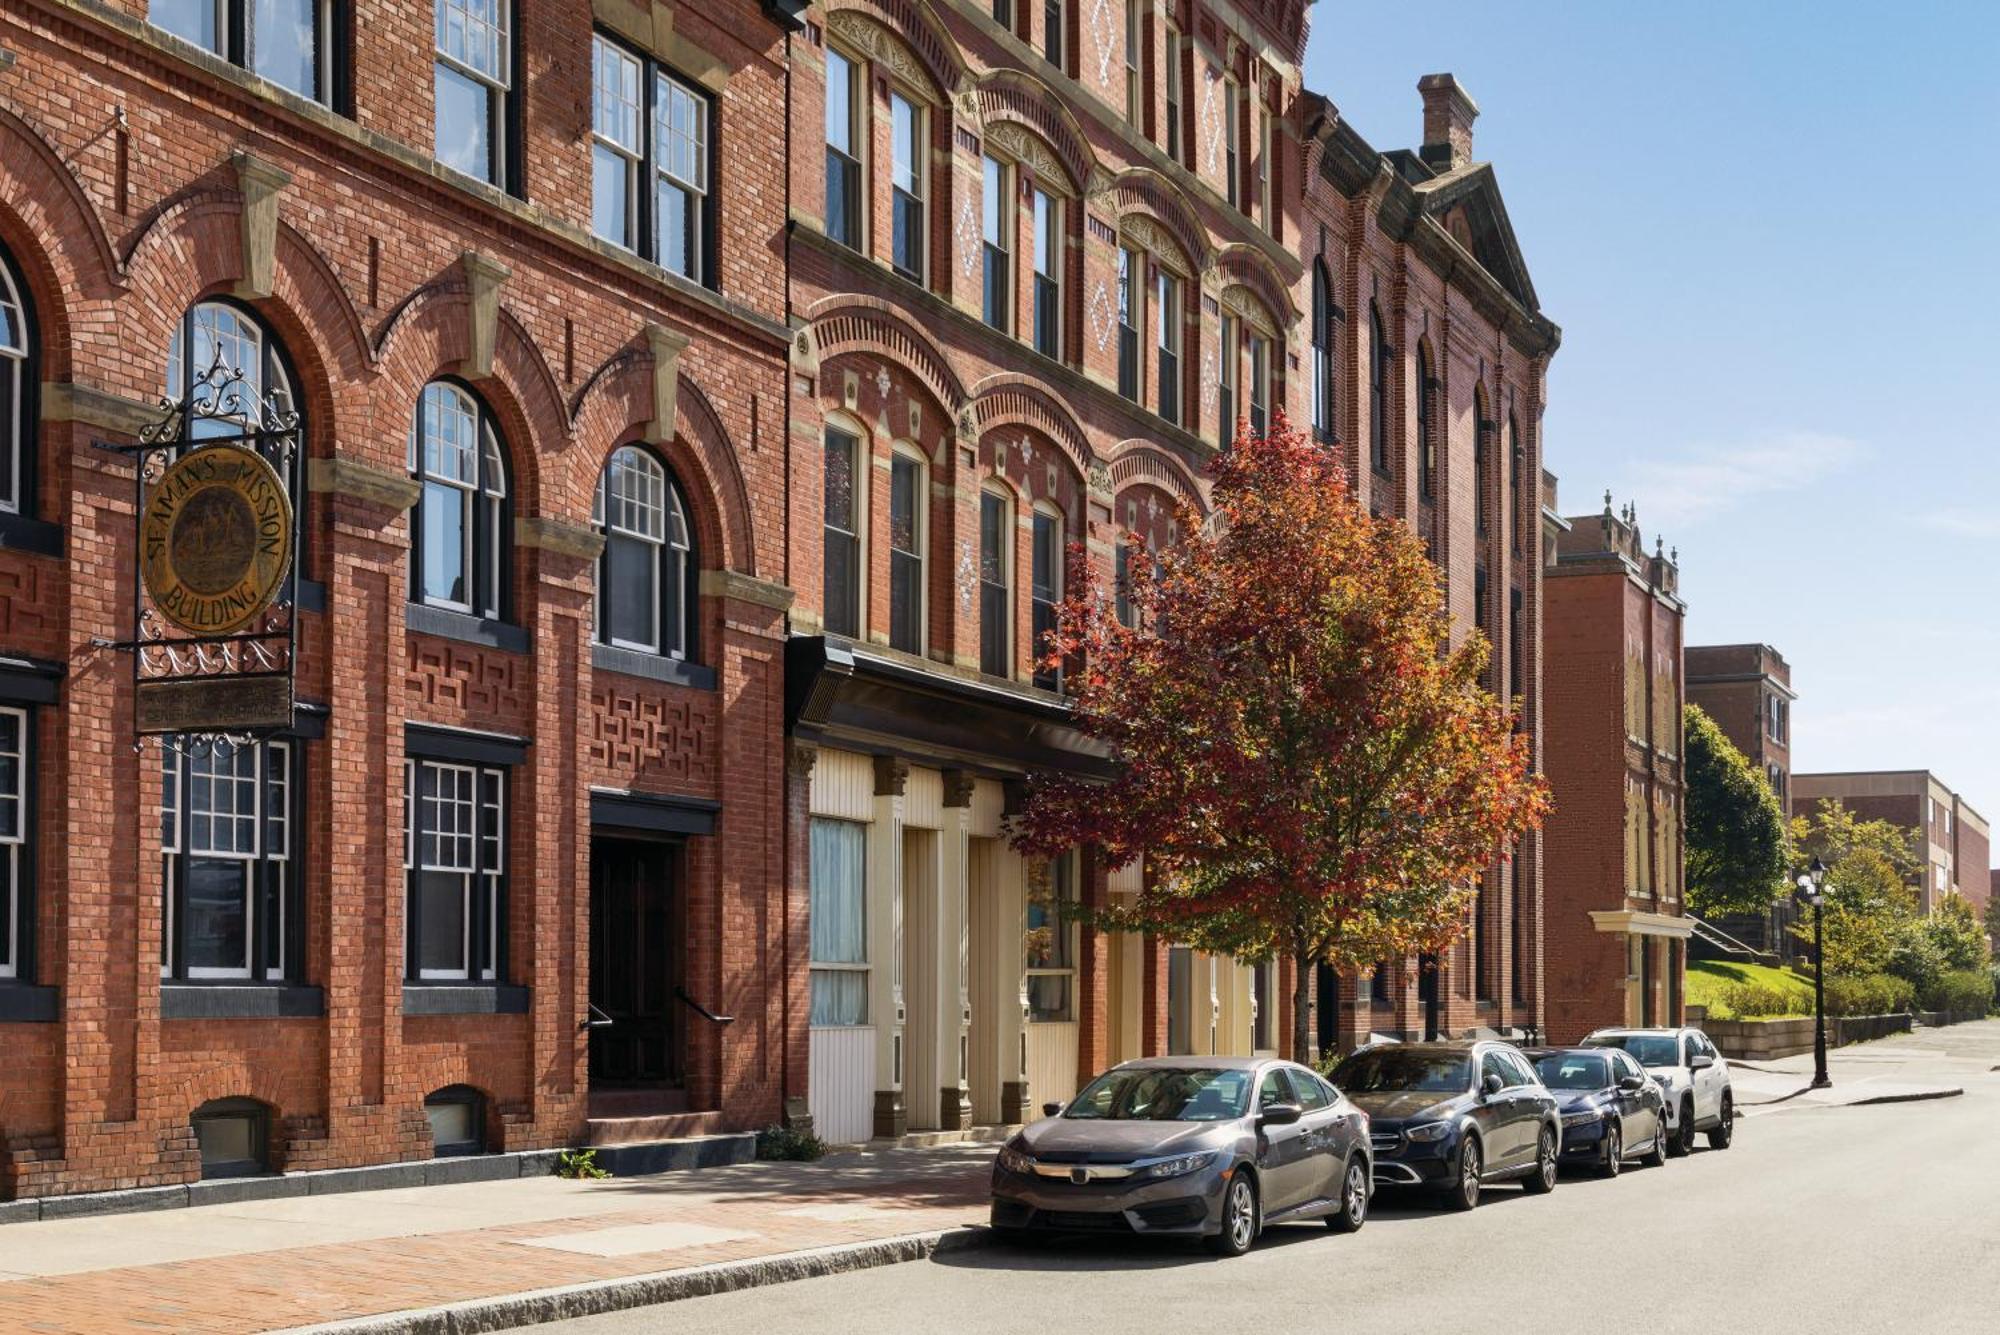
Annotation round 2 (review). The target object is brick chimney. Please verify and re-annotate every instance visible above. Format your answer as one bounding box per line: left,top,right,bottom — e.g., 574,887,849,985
1417,73,1479,172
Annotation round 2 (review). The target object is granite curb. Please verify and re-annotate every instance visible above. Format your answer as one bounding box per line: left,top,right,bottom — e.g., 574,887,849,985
279,1226,995,1335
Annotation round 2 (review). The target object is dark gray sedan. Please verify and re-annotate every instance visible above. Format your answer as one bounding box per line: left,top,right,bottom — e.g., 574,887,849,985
989,1056,1373,1257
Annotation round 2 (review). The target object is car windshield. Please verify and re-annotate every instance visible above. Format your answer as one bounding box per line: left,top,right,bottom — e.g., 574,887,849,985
1586,1034,1680,1067
1534,1053,1610,1091
1330,1050,1470,1094
1064,1068,1252,1122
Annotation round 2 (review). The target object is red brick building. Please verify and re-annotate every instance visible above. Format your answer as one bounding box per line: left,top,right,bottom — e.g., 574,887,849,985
1540,487,1688,1043
0,0,804,1199
1789,771,1990,916
1685,642,1798,958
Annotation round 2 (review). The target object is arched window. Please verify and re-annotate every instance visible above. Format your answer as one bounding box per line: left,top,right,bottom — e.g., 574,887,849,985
1474,391,1494,538
888,444,926,654
1507,412,1523,554
1368,303,1390,474
1416,341,1436,501
168,300,302,491
1310,262,1333,443
1031,502,1063,690
822,420,864,638
594,445,695,659
0,244,35,516
979,486,1012,676
409,381,509,620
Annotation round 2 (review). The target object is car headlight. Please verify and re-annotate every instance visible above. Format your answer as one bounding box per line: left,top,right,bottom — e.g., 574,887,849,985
1404,1121,1453,1143
1142,1150,1218,1179
996,1146,1036,1175
1561,1112,1601,1128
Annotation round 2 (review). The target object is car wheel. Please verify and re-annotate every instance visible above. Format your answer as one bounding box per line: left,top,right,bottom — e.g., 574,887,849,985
1643,1117,1669,1168
1326,1155,1369,1233
1707,1093,1735,1150
1600,1122,1622,1178
1443,1136,1481,1212
1206,1171,1259,1257
1523,1126,1558,1194
1668,1099,1695,1157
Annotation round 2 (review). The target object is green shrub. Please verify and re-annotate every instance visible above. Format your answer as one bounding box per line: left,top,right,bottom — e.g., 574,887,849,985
1712,982,1805,1019
755,1123,828,1161
1822,973,1914,1017
554,1148,610,1180
1918,969,1995,1016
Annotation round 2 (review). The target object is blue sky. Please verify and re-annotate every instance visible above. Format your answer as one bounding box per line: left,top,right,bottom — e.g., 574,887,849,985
1305,1,2000,831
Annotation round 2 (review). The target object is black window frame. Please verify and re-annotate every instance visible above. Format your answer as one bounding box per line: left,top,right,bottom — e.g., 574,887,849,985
1247,329,1268,441
1507,412,1523,554
1115,245,1141,402
589,30,718,290
594,443,699,662
1475,405,1495,538
1043,0,1065,71
822,423,863,639
191,1096,272,1179
1309,261,1333,444
425,1084,488,1157
1368,303,1390,476
409,377,513,625
1217,312,1236,450
888,449,924,654
159,735,303,984
1416,342,1437,501
149,0,351,112
403,754,510,984
0,242,39,522
432,0,522,196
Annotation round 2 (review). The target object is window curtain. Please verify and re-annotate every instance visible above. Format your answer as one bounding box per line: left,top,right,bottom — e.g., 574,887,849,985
809,818,867,1025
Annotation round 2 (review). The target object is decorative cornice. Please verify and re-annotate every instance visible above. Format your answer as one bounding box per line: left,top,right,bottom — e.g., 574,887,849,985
941,768,976,808
698,569,795,611
873,753,911,797
516,516,605,560
788,738,820,779
307,456,422,510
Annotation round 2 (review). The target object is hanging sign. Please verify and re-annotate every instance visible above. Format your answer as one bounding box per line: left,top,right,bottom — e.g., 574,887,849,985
138,444,294,636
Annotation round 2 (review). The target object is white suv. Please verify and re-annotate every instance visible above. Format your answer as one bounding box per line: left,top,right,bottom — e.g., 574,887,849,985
1582,1027,1734,1156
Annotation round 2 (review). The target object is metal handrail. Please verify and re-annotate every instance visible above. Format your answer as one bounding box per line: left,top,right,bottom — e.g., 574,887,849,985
1686,914,1777,961
674,986,734,1025
579,1003,613,1032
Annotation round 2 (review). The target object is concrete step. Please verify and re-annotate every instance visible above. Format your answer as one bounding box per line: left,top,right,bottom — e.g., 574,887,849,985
867,1125,1016,1151
585,1110,726,1146
588,1132,757,1177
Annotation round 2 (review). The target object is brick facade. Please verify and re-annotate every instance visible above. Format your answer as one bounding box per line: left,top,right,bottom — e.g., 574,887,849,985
1685,642,1799,957
1789,771,1991,916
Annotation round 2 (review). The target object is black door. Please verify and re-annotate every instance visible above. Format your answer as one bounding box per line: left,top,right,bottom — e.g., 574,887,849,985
589,837,683,1086
1315,963,1339,1057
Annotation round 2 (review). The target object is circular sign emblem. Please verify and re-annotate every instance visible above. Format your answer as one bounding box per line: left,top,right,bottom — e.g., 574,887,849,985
140,444,294,636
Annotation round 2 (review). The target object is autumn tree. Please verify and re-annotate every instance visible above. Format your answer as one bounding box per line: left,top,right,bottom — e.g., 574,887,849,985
1683,704,1788,919
1008,419,1549,1064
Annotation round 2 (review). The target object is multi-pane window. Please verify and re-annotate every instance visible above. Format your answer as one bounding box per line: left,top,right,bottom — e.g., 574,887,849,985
890,91,926,281
982,156,1012,332
404,758,506,982
1217,314,1237,449
1309,263,1333,444
1026,855,1075,1021
150,0,332,104
993,0,1012,28
0,708,26,980
1163,27,1182,162
1417,343,1437,500
1224,80,1240,208
1155,268,1181,424
591,35,711,284
1258,105,1274,230
1369,304,1390,473
1043,0,1064,70
594,445,694,659
888,450,924,654
824,47,863,249
979,489,1011,677
1247,331,1269,440
822,424,862,638
434,0,512,188
1031,506,1062,690
1124,0,1141,122
410,382,509,620
161,739,295,981
1,246,33,517
808,818,867,1025
1115,245,1141,402
1031,188,1061,360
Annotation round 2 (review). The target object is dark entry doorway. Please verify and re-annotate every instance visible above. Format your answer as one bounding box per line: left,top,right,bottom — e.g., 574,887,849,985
589,836,683,1087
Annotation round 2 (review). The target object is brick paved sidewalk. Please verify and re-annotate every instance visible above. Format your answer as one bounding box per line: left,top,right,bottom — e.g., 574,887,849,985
0,1145,994,1333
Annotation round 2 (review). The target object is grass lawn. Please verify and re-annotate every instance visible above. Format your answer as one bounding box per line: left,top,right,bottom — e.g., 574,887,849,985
1687,959,1815,1019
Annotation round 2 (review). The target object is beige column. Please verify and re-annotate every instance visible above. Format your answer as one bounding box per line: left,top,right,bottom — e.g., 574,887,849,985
938,772,974,1129
868,757,909,1138
994,839,1032,1123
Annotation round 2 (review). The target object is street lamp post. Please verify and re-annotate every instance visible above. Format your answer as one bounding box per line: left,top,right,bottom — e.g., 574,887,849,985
1795,856,1831,1090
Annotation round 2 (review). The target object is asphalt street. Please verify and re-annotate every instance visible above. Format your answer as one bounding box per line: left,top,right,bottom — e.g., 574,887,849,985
543,1022,2000,1335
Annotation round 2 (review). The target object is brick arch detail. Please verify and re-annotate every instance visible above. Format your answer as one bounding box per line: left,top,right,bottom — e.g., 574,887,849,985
806,297,966,417
1215,243,1298,327
1111,169,1211,274
973,70,1098,194
1105,441,1206,511
0,105,123,327
823,0,966,97
966,374,1093,483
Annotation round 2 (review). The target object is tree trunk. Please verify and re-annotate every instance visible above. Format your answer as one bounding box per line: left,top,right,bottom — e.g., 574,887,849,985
1292,948,1316,1065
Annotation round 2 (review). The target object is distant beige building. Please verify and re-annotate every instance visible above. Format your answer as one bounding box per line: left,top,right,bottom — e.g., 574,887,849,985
1790,772,1990,915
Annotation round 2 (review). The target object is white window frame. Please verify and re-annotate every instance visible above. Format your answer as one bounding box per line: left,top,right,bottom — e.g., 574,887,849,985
808,816,869,1027
1218,312,1237,449
404,757,505,983
1258,99,1274,228
434,0,513,187
978,485,1013,677
590,35,644,251
1124,0,1142,123
161,738,292,982
0,707,25,980
1025,852,1077,1022
1116,243,1143,402
1030,186,1063,361
1247,329,1269,439
821,415,869,639
410,382,507,618
0,250,28,517
592,35,710,283
1155,264,1182,424
594,445,692,658
982,154,1013,334
149,0,333,105
888,87,927,283
1163,26,1182,161
824,44,866,251
887,443,928,655
1031,501,1064,690
1224,77,1240,208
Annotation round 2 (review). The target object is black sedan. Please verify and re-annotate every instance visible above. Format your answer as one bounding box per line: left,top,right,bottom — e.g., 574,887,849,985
1326,1041,1561,1211
1525,1046,1669,1177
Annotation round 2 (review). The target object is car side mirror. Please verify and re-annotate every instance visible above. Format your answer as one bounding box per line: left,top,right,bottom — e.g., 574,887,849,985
1258,1102,1303,1127
1689,1054,1715,1072
1042,1101,1065,1117
1617,1075,1645,1092
1481,1073,1505,1098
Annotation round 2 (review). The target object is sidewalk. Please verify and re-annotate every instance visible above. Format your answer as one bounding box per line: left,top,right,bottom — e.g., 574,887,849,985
0,1144,995,1334
1730,1017,2000,1113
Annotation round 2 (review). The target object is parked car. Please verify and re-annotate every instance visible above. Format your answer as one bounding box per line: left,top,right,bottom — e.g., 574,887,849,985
988,1056,1373,1258
1582,1026,1735,1155
1524,1046,1669,1176
1325,1041,1562,1211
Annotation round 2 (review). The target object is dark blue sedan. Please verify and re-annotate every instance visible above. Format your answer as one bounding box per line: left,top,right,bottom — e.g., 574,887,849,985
1525,1047,1668,1177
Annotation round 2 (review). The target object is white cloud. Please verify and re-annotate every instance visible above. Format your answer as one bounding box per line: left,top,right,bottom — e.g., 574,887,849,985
1914,507,2000,539
1612,430,1865,529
